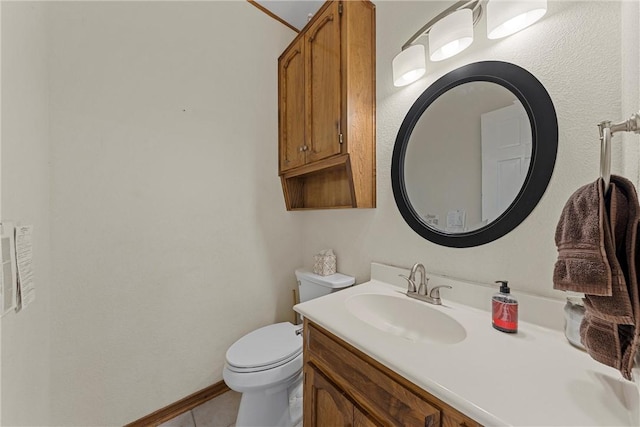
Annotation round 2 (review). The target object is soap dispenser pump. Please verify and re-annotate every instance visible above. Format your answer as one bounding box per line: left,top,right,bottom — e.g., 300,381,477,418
492,280,518,333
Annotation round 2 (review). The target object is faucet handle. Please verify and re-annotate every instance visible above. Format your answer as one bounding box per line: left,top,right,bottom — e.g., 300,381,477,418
399,274,417,293
429,285,452,301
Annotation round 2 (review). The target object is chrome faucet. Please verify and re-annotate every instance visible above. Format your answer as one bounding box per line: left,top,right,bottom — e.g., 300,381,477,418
399,262,452,305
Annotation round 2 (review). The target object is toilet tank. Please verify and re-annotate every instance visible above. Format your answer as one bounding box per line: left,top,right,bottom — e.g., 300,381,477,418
295,269,355,303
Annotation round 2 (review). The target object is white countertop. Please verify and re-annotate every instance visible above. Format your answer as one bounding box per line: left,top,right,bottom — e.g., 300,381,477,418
294,276,639,426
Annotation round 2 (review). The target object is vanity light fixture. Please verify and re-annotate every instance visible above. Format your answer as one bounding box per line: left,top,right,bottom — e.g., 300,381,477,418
392,0,482,87
392,0,548,87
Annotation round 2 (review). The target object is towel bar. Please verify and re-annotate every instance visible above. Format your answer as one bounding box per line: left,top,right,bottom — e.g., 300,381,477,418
598,111,640,194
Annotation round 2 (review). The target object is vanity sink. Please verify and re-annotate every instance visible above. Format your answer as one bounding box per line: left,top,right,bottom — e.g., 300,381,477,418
345,293,466,344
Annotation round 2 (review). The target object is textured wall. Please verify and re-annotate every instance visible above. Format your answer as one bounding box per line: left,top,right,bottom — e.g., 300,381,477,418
300,1,625,300
47,2,299,425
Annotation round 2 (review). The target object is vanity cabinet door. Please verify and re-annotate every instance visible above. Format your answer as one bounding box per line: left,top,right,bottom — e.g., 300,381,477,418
353,407,382,427
304,363,382,427
278,38,306,173
304,364,353,426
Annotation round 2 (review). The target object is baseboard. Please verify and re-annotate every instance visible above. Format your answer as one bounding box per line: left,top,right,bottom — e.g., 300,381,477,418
125,381,230,427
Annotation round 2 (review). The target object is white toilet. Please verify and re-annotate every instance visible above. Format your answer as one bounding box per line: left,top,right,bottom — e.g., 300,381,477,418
223,268,355,427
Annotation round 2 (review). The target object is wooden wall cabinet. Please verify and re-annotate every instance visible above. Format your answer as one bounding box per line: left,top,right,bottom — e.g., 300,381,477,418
278,0,376,210
303,320,483,427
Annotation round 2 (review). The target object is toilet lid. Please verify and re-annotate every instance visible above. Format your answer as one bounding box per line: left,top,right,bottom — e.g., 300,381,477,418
226,322,302,371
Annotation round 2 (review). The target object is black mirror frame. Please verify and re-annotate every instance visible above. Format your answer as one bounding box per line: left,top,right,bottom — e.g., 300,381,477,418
391,61,558,248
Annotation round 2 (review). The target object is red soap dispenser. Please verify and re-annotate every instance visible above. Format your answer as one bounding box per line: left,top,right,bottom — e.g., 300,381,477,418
492,280,518,333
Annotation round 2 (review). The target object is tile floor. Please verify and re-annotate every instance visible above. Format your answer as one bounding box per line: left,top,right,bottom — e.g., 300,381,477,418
158,390,241,427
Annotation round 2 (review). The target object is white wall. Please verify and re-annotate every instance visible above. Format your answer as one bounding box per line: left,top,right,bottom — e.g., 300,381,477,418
301,1,625,300
46,2,298,425
0,1,52,425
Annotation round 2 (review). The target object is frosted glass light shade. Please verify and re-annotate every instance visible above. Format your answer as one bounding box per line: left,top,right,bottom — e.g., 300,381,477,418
429,8,473,62
487,0,547,39
392,44,426,87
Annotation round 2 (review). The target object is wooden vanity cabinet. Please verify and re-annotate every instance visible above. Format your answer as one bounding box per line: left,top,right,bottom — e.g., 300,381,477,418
277,0,376,210
303,320,482,427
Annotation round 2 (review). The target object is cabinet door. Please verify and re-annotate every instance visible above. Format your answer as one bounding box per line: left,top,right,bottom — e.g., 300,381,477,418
304,364,354,427
354,406,382,427
279,38,306,173
307,322,442,427
305,1,342,164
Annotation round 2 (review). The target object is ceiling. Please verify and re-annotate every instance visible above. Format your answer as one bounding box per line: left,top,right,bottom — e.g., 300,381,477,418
253,0,325,31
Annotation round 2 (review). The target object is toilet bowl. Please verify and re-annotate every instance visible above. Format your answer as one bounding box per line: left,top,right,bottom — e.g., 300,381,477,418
223,269,355,427
223,322,303,427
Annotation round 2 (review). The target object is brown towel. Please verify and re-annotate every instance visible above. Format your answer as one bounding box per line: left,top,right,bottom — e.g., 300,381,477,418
553,179,612,296
555,176,640,380
583,180,635,325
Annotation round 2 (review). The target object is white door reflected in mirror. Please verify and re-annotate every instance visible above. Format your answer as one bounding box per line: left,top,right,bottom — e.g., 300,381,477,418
481,102,531,223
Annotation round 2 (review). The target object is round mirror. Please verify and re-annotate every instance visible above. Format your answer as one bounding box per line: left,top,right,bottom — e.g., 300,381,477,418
391,61,558,248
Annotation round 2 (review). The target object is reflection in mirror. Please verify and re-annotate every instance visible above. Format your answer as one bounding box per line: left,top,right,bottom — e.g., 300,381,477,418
404,82,531,233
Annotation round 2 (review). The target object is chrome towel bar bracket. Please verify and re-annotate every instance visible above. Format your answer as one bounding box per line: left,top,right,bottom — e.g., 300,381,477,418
598,111,640,194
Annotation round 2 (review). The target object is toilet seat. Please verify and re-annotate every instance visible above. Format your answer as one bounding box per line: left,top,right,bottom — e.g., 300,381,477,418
226,322,302,373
